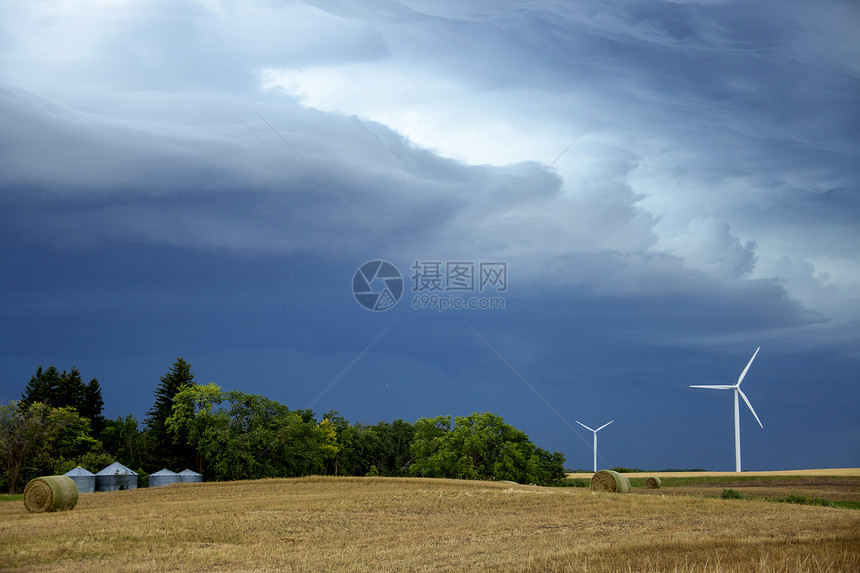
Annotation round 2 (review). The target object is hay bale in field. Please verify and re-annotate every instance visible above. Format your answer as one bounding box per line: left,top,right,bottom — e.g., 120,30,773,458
590,470,631,493
645,476,662,489
64,466,95,494
23,476,79,513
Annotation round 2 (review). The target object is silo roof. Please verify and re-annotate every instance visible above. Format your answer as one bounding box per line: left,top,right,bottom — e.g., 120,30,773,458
64,466,95,477
151,468,178,476
96,462,138,476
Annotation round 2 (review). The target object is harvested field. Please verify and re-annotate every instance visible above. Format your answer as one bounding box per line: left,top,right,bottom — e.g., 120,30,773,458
1,475,859,572
634,478,860,502
567,469,860,503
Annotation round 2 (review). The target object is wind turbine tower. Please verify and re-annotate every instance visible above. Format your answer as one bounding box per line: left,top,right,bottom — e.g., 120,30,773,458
690,347,764,472
576,420,613,472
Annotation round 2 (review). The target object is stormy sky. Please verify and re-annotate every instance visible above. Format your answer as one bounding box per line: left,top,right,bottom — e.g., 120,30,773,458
1,0,858,471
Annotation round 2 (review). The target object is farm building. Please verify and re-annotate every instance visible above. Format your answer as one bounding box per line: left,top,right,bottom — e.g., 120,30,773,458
63,466,95,493
95,462,138,491
178,469,203,483
149,468,180,488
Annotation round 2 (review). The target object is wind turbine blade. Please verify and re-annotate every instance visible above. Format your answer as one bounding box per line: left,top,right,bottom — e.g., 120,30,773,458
738,388,763,428
576,421,595,432
596,421,614,432
737,347,760,386
690,385,734,389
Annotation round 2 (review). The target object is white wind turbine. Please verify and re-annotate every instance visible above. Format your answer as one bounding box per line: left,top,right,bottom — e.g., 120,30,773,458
690,347,764,472
575,420,613,472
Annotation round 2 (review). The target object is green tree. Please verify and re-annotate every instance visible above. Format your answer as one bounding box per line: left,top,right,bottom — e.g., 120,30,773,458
341,423,380,477
320,411,359,476
20,366,61,407
100,415,146,469
375,419,415,476
408,412,565,485
145,358,196,471
167,384,328,481
409,415,456,478
81,378,106,436
20,366,105,435
0,401,91,493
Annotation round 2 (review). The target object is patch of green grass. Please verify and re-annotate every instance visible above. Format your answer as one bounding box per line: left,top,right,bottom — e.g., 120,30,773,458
717,490,859,510
763,494,860,509
655,474,856,488
0,494,23,503
830,500,860,510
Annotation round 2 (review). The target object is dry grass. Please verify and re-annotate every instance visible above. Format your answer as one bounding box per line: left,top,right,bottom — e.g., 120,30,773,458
1,476,858,572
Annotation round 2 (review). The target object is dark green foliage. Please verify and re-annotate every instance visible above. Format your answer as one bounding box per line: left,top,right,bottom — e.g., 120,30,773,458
74,451,115,474
20,366,62,407
166,384,328,481
0,401,93,493
145,358,197,472
721,488,744,499
320,411,353,476
335,419,416,477
81,379,106,435
15,362,568,489
100,415,146,469
408,412,565,485
21,366,105,435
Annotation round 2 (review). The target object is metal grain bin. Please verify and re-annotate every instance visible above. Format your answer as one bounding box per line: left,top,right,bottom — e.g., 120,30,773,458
64,466,95,494
178,469,203,483
95,462,138,491
149,468,180,488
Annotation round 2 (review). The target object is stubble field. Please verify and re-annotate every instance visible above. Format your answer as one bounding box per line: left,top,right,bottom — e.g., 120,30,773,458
1,472,859,572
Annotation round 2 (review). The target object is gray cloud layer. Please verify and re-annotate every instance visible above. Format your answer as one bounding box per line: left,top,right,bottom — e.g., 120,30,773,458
1,0,858,469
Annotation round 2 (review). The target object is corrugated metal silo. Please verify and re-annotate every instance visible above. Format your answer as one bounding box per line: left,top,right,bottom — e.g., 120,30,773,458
63,466,95,494
95,462,139,491
149,468,180,487
178,469,203,483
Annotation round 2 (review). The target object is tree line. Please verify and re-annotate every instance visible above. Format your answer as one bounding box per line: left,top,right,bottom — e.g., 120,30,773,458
1,358,565,493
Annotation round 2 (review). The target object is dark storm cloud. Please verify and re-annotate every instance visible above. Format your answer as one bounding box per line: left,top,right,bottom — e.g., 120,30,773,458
1,0,857,470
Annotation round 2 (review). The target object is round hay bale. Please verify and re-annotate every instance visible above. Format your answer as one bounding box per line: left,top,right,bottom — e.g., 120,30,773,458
590,470,631,493
645,476,662,489
23,476,79,513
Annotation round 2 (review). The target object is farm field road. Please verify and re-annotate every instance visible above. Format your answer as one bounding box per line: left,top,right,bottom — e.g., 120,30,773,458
2,476,859,572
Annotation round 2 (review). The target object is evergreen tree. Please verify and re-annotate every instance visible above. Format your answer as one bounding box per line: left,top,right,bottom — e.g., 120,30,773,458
55,367,85,410
20,366,62,407
81,378,106,436
20,366,104,435
145,357,196,472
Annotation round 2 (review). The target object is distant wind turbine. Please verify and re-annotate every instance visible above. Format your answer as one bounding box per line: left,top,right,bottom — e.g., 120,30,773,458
575,420,613,472
690,347,764,472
